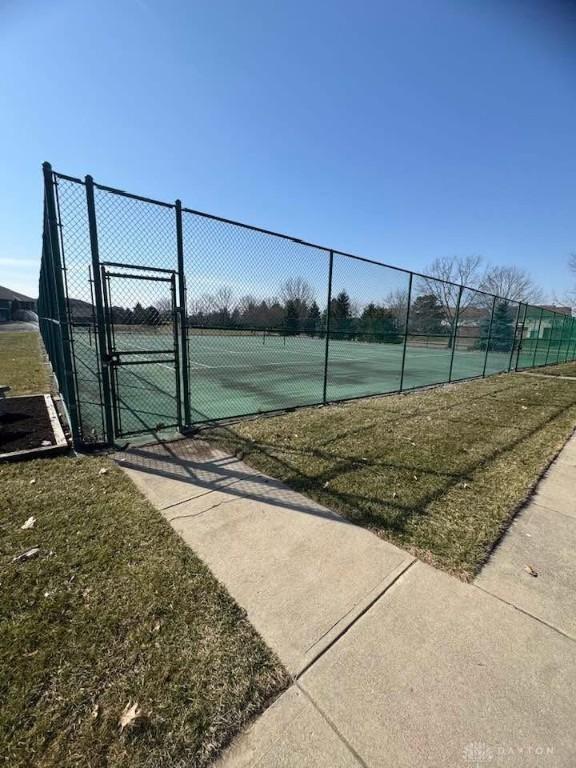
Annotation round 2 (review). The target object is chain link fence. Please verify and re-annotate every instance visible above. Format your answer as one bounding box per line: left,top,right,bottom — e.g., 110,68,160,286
38,163,576,447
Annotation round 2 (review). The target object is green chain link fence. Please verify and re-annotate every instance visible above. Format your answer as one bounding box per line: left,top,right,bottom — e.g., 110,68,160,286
38,162,576,448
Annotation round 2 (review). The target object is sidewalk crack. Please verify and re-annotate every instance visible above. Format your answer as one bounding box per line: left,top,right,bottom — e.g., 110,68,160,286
473,584,576,643
296,683,369,768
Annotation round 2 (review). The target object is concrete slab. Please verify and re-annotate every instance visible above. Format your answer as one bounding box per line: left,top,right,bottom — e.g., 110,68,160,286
299,562,576,767
115,438,414,676
551,433,576,467
171,492,413,676
532,463,575,519
476,502,576,638
216,686,361,768
114,440,257,510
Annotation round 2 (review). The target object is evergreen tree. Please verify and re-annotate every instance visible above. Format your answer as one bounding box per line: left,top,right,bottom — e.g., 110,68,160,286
284,299,300,335
331,290,352,338
305,301,321,337
359,304,402,343
409,294,445,336
133,302,146,325
145,305,161,326
479,301,514,351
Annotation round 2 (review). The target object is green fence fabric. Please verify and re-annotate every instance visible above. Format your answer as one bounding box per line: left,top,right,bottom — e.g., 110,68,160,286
38,164,576,447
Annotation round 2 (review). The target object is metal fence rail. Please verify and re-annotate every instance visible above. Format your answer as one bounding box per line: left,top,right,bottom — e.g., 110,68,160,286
38,162,576,448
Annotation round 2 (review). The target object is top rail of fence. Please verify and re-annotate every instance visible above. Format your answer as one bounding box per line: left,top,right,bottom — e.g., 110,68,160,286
53,166,532,300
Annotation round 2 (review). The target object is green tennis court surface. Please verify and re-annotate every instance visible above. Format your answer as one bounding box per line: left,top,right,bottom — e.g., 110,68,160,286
70,329,519,438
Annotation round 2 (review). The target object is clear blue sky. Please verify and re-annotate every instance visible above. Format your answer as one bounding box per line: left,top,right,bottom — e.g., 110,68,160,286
1,0,575,301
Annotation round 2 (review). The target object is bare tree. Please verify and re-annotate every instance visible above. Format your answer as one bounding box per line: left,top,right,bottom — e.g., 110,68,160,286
383,288,410,331
570,254,576,303
426,255,485,288
212,286,235,313
420,254,486,328
479,266,543,304
278,277,315,321
278,277,315,308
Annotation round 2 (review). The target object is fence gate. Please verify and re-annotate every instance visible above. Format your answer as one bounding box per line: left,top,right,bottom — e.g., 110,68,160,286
98,263,183,438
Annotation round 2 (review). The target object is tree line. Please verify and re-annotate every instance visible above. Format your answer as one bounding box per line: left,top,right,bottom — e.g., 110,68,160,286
106,275,517,351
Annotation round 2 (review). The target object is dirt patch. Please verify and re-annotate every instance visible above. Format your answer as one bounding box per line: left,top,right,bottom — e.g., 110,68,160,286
0,396,54,454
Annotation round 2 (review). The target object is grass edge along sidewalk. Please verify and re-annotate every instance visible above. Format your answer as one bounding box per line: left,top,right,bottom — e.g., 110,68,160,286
0,328,289,767
0,457,289,768
207,372,576,581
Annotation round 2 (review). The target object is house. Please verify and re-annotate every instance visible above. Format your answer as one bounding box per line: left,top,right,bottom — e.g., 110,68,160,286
0,285,37,322
524,305,573,339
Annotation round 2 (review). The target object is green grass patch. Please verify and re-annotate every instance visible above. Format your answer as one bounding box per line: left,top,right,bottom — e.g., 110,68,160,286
0,456,288,767
207,374,576,580
0,332,52,394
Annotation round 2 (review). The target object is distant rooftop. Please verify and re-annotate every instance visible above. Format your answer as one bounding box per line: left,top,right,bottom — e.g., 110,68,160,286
0,285,36,302
537,305,573,316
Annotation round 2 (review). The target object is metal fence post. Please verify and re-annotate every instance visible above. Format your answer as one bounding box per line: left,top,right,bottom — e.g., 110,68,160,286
175,200,191,428
568,319,576,361
544,313,555,366
448,285,463,382
85,174,115,445
512,303,526,371
559,314,568,363
322,250,334,404
481,295,497,378
531,308,544,368
399,272,413,391
508,302,523,372
42,162,80,441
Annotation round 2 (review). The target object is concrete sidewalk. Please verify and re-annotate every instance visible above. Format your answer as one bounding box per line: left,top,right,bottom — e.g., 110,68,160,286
116,433,576,767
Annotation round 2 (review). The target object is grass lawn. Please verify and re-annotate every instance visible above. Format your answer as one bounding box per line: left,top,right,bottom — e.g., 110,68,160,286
207,373,576,580
0,457,289,767
0,329,288,767
0,331,52,394
533,360,576,377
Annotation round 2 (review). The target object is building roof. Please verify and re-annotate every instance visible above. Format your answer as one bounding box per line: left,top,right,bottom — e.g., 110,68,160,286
537,305,573,316
0,285,36,302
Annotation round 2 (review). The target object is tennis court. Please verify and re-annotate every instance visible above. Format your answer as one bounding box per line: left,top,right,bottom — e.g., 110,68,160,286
70,327,514,438
39,164,576,447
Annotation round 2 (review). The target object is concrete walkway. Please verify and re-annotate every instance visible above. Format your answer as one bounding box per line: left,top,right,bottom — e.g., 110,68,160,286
115,433,576,767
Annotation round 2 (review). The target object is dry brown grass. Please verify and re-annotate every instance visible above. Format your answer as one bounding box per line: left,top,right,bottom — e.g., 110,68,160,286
0,331,51,395
0,456,289,767
207,374,576,580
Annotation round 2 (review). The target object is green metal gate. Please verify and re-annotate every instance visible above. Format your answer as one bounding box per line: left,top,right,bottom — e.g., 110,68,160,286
99,264,183,438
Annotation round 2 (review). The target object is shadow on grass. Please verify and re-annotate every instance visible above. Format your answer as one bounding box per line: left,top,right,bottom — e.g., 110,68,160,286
208,400,574,537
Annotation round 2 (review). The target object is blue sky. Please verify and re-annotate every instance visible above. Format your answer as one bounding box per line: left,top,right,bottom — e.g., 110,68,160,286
1,0,575,301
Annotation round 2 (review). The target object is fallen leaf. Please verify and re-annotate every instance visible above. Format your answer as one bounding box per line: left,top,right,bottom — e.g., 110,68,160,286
521,405,528,410
392,491,398,499
21,516,36,530
91,704,100,720
41,440,52,447
153,620,161,632
525,564,538,578
323,481,330,488
29,478,36,485
119,701,143,732
99,467,109,476
413,475,418,481
12,547,40,563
